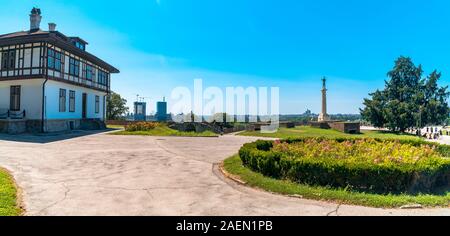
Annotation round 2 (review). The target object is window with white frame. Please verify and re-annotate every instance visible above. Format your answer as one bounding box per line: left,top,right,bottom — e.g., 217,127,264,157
10,86,20,111
86,64,95,81
69,90,75,112
59,89,66,112
47,48,62,71
69,57,80,77
2,50,16,70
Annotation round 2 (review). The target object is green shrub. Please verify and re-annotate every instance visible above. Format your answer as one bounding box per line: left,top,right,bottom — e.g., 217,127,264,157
125,122,160,132
239,138,450,194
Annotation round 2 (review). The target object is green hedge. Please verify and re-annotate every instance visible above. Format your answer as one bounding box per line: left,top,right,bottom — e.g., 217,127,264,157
239,138,450,194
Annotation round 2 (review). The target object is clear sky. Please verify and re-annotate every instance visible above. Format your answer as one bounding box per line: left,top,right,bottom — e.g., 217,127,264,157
1,0,449,114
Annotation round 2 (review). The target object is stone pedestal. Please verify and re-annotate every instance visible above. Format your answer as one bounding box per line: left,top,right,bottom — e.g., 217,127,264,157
318,113,330,122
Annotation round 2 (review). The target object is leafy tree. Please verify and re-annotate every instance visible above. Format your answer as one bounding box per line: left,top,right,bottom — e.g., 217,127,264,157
421,71,450,126
361,56,450,132
360,90,386,128
106,92,129,120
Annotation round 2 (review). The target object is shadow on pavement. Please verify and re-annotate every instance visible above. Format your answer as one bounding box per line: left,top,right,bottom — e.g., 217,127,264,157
0,129,115,144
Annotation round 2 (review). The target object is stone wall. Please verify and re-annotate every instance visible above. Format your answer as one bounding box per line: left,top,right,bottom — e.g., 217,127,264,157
309,120,361,134
309,121,331,129
26,120,43,133
243,122,296,132
45,120,74,133
168,122,252,134
0,121,6,133
168,122,222,133
0,119,106,134
328,122,361,134
0,120,27,134
45,119,105,132
80,119,105,130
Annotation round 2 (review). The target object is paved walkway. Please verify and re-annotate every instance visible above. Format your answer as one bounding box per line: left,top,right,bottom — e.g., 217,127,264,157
0,132,449,216
437,135,450,145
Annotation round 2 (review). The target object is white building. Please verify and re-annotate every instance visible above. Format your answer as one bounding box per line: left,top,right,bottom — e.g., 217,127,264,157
0,8,119,134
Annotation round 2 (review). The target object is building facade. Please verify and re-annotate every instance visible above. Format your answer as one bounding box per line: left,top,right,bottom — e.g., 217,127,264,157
156,98,167,122
133,102,147,121
0,8,119,133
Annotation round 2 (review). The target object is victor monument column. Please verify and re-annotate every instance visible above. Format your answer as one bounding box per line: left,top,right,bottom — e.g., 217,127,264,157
318,77,330,122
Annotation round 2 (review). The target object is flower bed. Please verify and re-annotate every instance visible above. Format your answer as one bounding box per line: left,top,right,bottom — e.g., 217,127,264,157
239,138,450,194
125,122,160,132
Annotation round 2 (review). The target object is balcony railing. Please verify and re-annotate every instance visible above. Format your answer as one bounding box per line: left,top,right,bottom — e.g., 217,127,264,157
0,109,26,119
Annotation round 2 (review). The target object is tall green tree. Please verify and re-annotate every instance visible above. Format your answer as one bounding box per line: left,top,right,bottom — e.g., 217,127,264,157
106,92,129,120
421,71,450,126
361,57,450,132
360,90,386,128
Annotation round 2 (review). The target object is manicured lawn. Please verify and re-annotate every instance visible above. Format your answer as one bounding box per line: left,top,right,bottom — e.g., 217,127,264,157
223,155,450,208
0,168,21,216
239,126,422,141
110,125,218,137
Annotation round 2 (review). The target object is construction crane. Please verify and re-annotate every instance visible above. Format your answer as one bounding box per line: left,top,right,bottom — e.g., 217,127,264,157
135,94,151,103
139,97,151,102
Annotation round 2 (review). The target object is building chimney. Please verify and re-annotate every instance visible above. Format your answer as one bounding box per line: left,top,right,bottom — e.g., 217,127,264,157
48,23,56,31
29,7,42,31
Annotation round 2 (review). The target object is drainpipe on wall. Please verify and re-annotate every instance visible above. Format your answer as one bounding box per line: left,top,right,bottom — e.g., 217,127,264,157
103,95,106,121
105,87,110,122
41,78,48,133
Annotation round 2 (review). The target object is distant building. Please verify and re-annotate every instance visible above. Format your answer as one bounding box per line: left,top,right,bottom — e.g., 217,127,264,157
134,102,146,121
303,109,312,116
156,97,167,122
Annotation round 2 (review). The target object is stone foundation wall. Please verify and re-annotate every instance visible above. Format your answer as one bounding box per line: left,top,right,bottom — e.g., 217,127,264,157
26,120,43,133
0,119,106,134
46,119,106,132
0,120,27,134
80,119,106,130
0,121,6,133
45,120,72,133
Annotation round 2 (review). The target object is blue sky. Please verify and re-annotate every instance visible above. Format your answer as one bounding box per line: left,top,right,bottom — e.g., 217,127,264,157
1,0,450,114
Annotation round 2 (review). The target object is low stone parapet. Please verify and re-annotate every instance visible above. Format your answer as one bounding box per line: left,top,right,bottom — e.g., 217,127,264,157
309,120,361,134
328,121,361,134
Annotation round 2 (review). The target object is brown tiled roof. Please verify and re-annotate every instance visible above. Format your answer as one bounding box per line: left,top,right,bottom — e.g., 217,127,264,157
0,29,49,39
